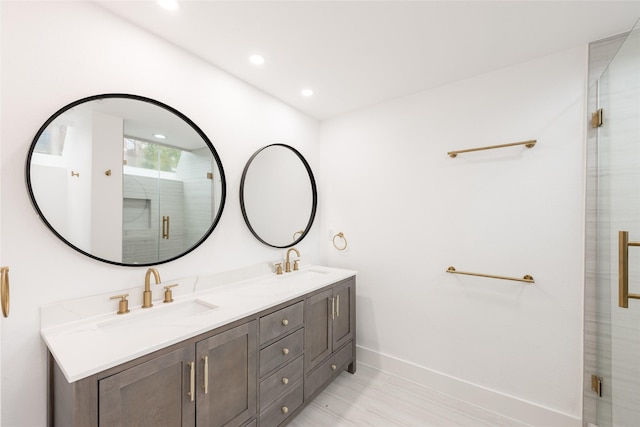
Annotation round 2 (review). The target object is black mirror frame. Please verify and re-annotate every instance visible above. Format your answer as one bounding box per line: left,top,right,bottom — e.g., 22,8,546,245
25,93,227,267
239,143,317,249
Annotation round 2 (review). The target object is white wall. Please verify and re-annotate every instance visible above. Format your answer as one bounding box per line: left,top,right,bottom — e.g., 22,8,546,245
318,47,587,425
0,2,319,426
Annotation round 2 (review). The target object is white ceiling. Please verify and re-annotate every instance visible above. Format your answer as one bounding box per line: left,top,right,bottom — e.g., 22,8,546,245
95,1,640,120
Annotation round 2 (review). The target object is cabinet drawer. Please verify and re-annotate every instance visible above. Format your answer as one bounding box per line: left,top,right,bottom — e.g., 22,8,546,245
304,341,353,399
259,383,303,427
260,329,304,377
259,356,303,411
260,302,303,345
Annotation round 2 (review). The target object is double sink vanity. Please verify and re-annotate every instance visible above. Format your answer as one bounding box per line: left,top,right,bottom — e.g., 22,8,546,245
27,93,351,426
42,263,356,426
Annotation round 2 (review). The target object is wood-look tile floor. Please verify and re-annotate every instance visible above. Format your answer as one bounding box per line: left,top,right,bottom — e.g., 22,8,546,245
288,364,529,427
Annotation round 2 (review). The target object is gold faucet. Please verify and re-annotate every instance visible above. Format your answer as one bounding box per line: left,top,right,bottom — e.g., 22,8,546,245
285,248,300,273
142,268,161,308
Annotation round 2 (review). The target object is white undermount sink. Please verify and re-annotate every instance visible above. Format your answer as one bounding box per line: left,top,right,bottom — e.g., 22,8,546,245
278,268,329,280
95,299,219,332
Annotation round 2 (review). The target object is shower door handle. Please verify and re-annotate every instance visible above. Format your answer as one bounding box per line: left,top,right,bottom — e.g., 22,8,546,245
162,216,170,239
618,231,640,308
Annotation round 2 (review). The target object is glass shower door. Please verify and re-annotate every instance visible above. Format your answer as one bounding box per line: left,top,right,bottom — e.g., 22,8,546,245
596,20,640,427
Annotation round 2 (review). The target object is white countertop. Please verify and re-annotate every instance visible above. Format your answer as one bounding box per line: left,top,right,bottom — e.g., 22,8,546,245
41,264,356,383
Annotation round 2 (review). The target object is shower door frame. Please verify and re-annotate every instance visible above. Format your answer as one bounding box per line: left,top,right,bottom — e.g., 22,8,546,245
584,26,640,426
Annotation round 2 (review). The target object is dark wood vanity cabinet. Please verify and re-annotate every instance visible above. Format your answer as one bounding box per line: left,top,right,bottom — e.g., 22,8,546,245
304,278,356,400
51,321,257,427
195,321,257,427
99,346,196,426
49,276,355,427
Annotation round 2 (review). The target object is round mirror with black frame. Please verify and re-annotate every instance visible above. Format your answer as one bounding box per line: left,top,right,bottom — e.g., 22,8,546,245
240,144,317,248
25,93,226,266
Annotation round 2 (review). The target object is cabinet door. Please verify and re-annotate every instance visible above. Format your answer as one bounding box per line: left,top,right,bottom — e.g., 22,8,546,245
99,346,196,427
333,279,354,350
196,321,257,427
304,288,333,371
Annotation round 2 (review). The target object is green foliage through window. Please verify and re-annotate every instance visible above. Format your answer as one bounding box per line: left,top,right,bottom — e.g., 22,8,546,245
124,138,182,172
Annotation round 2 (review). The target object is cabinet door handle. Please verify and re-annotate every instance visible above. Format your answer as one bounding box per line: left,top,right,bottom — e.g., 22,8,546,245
336,294,340,317
331,297,335,320
282,319,289,326
282,377,289,385
282,406,289,414
202,356,209,394
188,361,195,402
282,348,289,355
331,364,337,370
1,267,10,318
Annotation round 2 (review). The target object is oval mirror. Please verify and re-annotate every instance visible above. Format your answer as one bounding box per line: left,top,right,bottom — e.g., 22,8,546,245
240,144,317,248
26,94,226,266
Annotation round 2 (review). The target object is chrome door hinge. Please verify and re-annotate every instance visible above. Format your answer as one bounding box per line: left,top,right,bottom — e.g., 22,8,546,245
591,375,603,397
591,108,604,128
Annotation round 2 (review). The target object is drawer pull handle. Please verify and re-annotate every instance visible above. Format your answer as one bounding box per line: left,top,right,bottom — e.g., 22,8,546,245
331,364,337,370
282,377,289,385
282,406,289,414
282,319,289,326
282,348,290,355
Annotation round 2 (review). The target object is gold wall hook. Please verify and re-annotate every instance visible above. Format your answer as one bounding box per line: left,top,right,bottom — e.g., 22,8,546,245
333,232,348,251
1,267,9,318
70,171,80,177
105,169,112,176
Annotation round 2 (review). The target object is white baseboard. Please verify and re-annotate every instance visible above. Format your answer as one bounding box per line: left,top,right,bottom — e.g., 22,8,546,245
356,345,581,427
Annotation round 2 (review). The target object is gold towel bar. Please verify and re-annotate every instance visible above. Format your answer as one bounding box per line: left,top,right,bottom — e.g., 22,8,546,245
447,140,536,158
446,266,534,283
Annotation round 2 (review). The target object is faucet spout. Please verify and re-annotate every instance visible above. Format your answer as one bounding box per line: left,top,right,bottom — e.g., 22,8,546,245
285,248,300,273
142,268,161,308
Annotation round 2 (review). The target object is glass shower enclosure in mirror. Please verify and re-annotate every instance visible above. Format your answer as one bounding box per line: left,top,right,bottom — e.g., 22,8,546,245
26,94,226,266
240,144,317,248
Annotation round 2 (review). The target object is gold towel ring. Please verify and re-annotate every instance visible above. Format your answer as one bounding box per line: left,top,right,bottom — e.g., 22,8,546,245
1,267,9,318
332,232,348,251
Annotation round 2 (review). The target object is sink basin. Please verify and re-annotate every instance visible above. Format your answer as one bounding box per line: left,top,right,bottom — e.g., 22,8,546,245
278,268,329,281
96,299,219,332
228,268,332,298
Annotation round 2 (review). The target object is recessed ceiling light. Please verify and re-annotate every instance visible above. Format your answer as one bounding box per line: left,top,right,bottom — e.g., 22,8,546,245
153,133,167,139
301,89,314,97
249,54,265,66
157,0,179,11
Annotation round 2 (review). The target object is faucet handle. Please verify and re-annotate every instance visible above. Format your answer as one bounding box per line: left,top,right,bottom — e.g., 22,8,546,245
293,259,299,271
275,263,283,275
163,284,178,303
110,294,130,315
